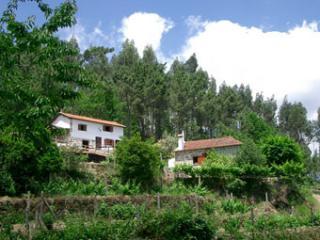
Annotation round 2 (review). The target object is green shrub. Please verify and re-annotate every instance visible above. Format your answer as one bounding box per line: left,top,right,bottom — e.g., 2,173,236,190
0,170,15,196
41,178,107,195
108,178,140,195
162,182,209,196
60,146,87,175
109,203,137,220
224,217,242,235
136,204,215,240
115,135,161,191
261,135,304,166
221,199,249,214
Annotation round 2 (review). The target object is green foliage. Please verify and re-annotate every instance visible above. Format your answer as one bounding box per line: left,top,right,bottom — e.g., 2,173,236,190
279,97,311,144
239,111,275,143
136,203,215,240
221,199,249,214
262,135,304,166
98,202,139,219
236,140,266,165
33,217,136,240
157,133,178,160
0,0,87,195
41,177,107,195
108,178,141,195
60,146,87,175
115,135,161,190
109,203,137,219
0,169,15,195
161,182,209,196
224,217,242,236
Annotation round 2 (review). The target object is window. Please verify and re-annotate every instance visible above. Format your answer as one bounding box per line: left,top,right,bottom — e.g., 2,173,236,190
104,139,114,147
103,125,113,132
82,140,89,149
78,124,87,131
193,156,198,165
193,155,206,165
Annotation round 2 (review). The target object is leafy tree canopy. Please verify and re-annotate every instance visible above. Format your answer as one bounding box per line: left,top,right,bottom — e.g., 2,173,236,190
115,135,161,190
261,135,304,166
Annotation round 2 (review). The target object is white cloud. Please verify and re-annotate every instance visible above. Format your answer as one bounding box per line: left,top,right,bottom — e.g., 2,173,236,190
59,20,113,51
120,12,174,55
179,19,320,118
185,16,207,35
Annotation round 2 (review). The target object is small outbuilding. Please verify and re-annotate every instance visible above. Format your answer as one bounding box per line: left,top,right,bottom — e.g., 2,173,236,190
174,132,242,166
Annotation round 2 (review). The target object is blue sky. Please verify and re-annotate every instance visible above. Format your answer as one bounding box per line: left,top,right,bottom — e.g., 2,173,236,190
2,0,320,53
1,0,320,118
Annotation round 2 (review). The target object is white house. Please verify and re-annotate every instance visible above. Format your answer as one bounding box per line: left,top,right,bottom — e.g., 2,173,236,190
52,112,125,155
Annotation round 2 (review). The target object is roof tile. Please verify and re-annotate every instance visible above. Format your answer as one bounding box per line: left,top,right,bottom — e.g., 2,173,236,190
178,136,242,151
60,112,126,128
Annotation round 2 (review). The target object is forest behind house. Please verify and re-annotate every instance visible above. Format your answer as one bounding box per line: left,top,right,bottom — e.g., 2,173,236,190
2,1,320,239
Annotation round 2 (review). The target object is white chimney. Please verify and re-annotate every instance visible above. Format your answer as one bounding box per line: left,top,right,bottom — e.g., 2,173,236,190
177,131,185,150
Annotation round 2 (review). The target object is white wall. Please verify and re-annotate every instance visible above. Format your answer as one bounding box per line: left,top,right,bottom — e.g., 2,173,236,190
70,119,124,143
52,115,124,148
52,115,71,129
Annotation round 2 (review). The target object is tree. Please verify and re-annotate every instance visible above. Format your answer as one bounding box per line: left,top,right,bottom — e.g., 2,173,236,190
239,111,274,143
235,140,266,166
67,45,122,121
112,40,140,137
253,93,277,126
168,55,209,139
115,135,161,190
142,46,168,139
0,0,86,194
261,135,304,166
279,97,311,144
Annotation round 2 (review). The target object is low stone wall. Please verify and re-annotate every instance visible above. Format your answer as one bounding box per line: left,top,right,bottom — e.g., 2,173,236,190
0,195,209,214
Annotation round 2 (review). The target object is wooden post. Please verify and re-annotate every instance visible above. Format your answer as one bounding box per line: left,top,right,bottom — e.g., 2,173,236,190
290,206,294,215
250,207,255,240
42,197,57,220
230,192,233,199
157,192,161,210
25,191,32,240
310,206,314,222
195,195,199,214
94,194,98,217
265,192,269,202
198,176,201,186
38,192,47,230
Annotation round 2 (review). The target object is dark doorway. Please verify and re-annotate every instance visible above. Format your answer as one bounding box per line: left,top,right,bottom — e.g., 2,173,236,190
82,140,89,149
95,137,102,149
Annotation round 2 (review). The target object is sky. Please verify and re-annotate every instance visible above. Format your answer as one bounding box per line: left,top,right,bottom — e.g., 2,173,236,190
1,0,320,119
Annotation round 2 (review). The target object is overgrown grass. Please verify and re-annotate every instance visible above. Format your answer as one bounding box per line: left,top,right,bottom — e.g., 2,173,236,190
161,182,210,196
41,177,107,196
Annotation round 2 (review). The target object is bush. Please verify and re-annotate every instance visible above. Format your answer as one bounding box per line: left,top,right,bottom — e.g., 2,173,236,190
136,204,215,240
60,146,87,175
235,140,266,166
41,177,107,195
0,170,15,195
261,135,304,166
161,182,209,196
115,135,161,191
221,199,249,214
108,178,140,195
98,202,139,219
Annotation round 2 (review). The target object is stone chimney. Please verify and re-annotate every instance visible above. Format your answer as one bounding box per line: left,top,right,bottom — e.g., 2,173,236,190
177,131,185,150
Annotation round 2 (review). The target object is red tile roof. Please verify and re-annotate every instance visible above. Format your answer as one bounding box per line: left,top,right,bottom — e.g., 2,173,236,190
177,136,242,151
60,112,126,128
